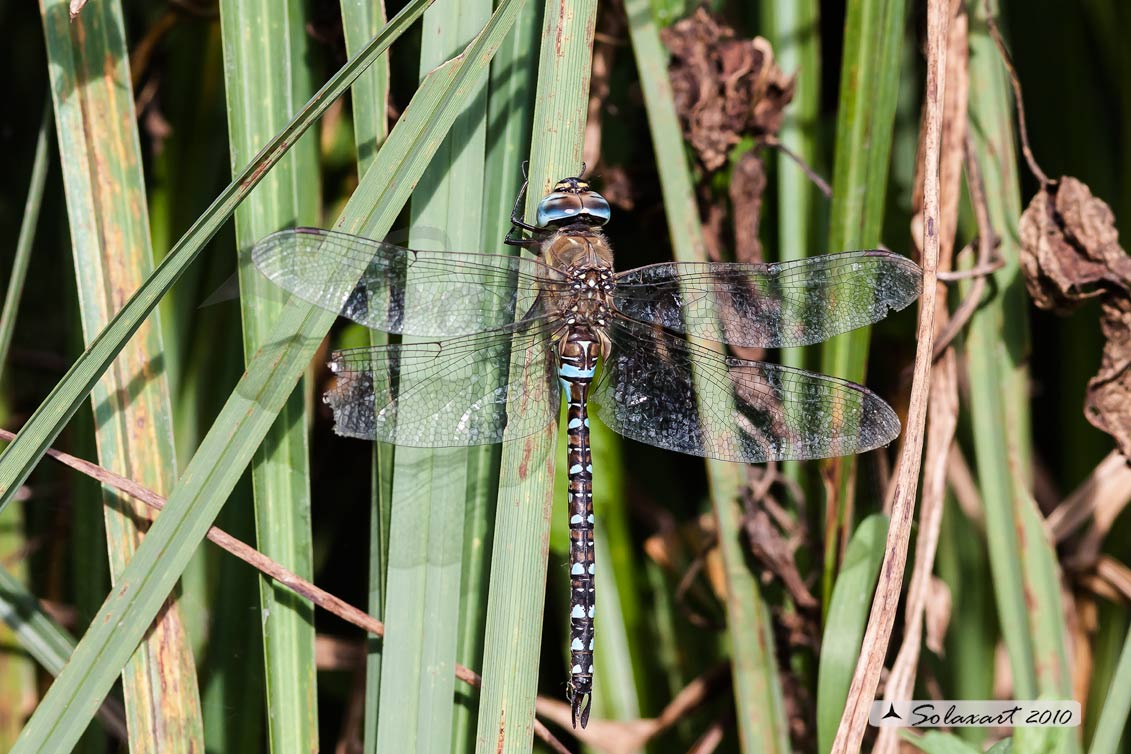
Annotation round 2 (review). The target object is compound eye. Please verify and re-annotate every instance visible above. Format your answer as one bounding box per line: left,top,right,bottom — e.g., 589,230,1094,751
536,187,612,227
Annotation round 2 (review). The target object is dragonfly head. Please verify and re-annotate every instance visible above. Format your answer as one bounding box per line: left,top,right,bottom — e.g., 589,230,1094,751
536,176,611,229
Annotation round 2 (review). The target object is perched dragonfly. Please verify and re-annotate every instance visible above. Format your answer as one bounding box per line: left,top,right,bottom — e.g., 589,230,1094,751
252,173,922,728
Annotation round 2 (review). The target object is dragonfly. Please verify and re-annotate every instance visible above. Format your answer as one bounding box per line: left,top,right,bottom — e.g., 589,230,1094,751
251,172,922,728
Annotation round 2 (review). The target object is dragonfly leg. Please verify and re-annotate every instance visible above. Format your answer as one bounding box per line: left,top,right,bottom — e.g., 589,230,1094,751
503,231,543,250
505,176,552,249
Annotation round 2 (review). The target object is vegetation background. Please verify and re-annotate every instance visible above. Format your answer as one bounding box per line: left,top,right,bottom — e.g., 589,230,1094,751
0,0,1128,753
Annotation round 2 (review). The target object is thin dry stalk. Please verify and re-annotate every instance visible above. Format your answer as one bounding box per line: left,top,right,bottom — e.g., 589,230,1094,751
946,444,984,526
874,6,967,752
1048,450,1131,542
761,134,833,198
686,712,730,754
931,131,999,360
1093,556,1131,603
829,0,947,750
982,0,1049,187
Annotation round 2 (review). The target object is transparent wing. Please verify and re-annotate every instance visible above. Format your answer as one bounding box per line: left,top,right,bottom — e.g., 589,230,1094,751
591,318,901,463
252,227,564,337
325,316,560,447
612,250,922,348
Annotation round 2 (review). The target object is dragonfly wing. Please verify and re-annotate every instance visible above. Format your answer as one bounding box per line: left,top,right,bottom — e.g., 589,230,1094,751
591,318,901,463
252,227,561,337
612,250,922,348
326,317,560,447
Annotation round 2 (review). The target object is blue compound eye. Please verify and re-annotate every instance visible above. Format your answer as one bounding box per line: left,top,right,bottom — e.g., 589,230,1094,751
536,185,611,228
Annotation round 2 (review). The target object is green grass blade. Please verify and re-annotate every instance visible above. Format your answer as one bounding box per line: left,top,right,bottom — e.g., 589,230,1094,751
1087,619,1131,754
471,2,593,749
819,0,907,379
964,0,1063,709
761,0,823,576
817,0,907,609
219,0,321,751
816,514,888,754
817,0,907,594
625,1,790,751
0,100,51,384
339,2,391,751
342,1,390,176
9,4,525,751
590,512,642,721
373,4,492,751
761,0,822,294
0,566,75,699
1014,488,1076,753
936,498,995,749
0,0,434,515
40,0,203,748
449,5,541,751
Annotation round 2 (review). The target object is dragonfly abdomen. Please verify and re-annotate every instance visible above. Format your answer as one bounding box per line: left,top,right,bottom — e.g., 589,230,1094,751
558,328,601,728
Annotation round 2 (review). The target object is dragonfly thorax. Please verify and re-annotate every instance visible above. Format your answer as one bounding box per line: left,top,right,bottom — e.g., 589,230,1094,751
542,228,616,357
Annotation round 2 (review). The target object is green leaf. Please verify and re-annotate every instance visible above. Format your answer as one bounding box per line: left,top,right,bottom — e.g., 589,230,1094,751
962,0,1037,699
817,0,907,608
1087,619,1131,754
218,0,322,750
817,514,888,754
42,0,202,748
473,1,595,749
339,3,392,752
373,4,492,752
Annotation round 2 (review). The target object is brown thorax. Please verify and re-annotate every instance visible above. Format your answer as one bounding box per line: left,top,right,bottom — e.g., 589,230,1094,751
542,228,616,359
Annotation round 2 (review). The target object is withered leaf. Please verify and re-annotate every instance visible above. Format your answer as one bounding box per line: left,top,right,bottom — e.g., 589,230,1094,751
661,8,795,171
1019,176,1131,456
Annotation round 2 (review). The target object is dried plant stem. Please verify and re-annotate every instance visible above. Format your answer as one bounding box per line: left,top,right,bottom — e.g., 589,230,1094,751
1048,450,1131,542
931,131,999,360
829,0,947,750
762,134,834,199
982,0,1049,186
874,5,966,749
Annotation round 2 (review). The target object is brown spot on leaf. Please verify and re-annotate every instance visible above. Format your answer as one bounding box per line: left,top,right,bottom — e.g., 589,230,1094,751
518,438,533,480
1019,176,1131,456
662,8,795,171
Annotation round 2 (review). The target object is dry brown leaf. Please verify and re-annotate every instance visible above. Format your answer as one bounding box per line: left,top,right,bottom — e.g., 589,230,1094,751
742,508,818,610
661,8,795,171
1019,177,1131,455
